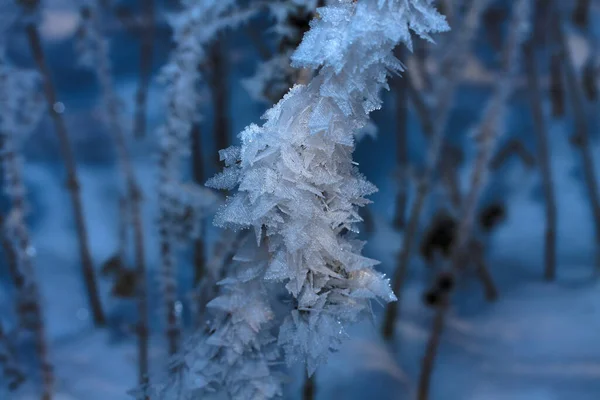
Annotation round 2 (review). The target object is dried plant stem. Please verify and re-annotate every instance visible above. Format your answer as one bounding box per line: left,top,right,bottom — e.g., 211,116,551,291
0,213,23,291
572,0,590,27
133,0,156,139
471,240,499,301
302,371,316,400
382,0,490,340
209,38,231,169
489,138,536,170
392,47,409,230
191,121,207,287
80,5,150,389
0,133,53,400
416,2,529,396
552,8,600,267
158,147,180,357
23,21,106,326
416,295,447,400
523,37,557,281
0,320,25,391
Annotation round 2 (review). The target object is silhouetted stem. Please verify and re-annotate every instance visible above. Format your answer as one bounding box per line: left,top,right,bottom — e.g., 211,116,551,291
553,7,600,266
210,38,230,168
417,2,529,396
523,37,557,281
133,0,156,139
416,296,447,400
158,148,180,357
0,320,25,391
382,0,490,340
303,372,316,400
572,0,590,27
392,47,409,230
0,133,53,400
549,51,565,117
489,138,536,170
471,240,499,300
79,5,150,389
191,122,206,287
23,20,105,326
0,213,23,291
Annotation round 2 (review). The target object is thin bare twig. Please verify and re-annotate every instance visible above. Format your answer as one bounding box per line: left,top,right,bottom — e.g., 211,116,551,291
392,46,409,230
302,371,316,400
552,4,600,267
209,38,231,168
191,122,206,288
0,132,53,400
79,4,150,390
133,0,156,139
489,138,536,170
417,2,530,397
22,8,106,326
382,0,490,340
523,34,558,280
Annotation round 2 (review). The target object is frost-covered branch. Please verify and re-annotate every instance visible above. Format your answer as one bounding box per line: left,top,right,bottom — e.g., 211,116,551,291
154,1,448,398
207,0,448,376
417,1,531,398
154,242,282,400
382,0,488,340
157,0,258,357
75,1,151,390
0,49,53,400
244,0,323,104
0,320,24,393
550,1,600,267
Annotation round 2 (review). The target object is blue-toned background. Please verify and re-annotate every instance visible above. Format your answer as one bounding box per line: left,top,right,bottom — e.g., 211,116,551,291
1,0,600,399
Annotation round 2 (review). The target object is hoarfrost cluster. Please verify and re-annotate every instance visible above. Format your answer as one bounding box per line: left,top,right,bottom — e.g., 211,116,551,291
162,0,449,398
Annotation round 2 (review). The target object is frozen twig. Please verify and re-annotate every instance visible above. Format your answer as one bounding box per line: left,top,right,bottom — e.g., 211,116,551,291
382,0,490,340
417,1,531,397
0,51,54,399
392,46,409,230
133,0,156,139
551,2,600,268
76,3,150,390
523,27,558,280
19,0,106,326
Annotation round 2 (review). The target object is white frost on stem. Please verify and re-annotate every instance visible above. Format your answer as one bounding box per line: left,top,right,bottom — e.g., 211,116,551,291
208,0,448,375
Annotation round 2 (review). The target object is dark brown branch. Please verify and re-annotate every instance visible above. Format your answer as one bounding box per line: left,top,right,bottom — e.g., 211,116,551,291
23,17,105,326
